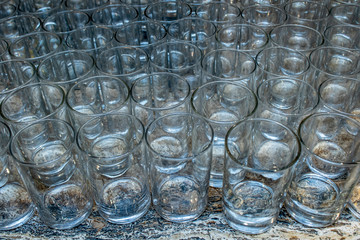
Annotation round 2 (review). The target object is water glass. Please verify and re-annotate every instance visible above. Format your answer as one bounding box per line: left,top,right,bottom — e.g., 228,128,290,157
11,119,94,229
118,0,152,20
329,4,360,27
195,2,241,30
256,78,319,132
285,113,360,227
255,47,310,90
0,121,34,230
241,5,287,33
201,49,256,89
9,32,62,67
115,21,167,56
150,41,202,90
131,72,191,127
96,46,148,87
307,46,360,89
0,59,36,102
64,0,109,14
168,18,216,56
37,50,95,92
146,113,213,222
237,0,289,9
17,0,63,20
224,118,300,234
216,24,268,58
191,81,257,188
269,24,324,56
91,4,139,29
144,1,192,27
77,114,150,224
66,76,130,130
0,15,41,43
284,1,329,33
0,83,67,133
324,24,360,50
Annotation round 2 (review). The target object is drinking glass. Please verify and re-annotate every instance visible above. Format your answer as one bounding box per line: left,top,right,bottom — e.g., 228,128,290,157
0,15,41,44
131,72,190,127
119,0,153,20
329,4,360,27
37,50,95,92
237,0,289,9
77,114,151,224
0,83,67,133
0,121,34,230
65,0,109,14
284,1,329,33
150,41,202,90
18,0,63,20
216,24,268,58
168,18,217,56
0,2,16,20
115,21,167,56
146,113,213,222
11,119,94,229
191,81,257,188
66,76,130,130
324,24,360,50
96,46,148,87
224,118,300,234
285,113,360,227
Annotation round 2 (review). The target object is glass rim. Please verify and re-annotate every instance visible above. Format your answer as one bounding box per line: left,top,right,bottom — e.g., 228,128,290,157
96,46,149,77
130,72,191,111
91,3,139,25
0,15,41,40
66,75,130,116
10,119,75,167
323,24,360,51
191,80,258,124
145,112,214,161
0,82,66,124
150,41,202,71
284,0,329,21
329,4,360,27
242,5,287,24
0,120,11,156
76,113,145,161
43,10,91,34
144,1,192,22
64,0,110,12
299,112,360,166
256,77,319,117
167,17,217,40
225,117,301,172
195,2,241,23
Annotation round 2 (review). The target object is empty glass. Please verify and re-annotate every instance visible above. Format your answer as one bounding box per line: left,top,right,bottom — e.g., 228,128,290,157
224,118,300,234
131,72,190,127
191,81,257,188
18,0,63,20
0,15,41,43
65,0,109,14
329,4,360,27
66,76,130,130
285,113,360,227
146,113,213,222
11,119,94,229
77,114,151,224
237,0,289,9
0,2,16,20
119,0,153,20
324,24,360,50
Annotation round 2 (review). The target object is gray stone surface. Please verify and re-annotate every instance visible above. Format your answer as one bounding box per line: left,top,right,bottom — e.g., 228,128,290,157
0,187,359,239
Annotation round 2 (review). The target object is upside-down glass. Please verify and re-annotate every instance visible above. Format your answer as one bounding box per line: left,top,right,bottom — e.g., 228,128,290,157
256,78,319,132
168,18,217,56
191,81,257,188
195,2,241,30
131,72,191,127
77,114,151,224
150,41,202,90
201,49,256,89
0,59,36,102
0,15,41,43
11,119,94,229
9,32,62,67
0,83,67,133
17,0,63,20
144,1,192,27
66,25,115,59
285,113,360,227
284,1,329,33
324,24,360,51
242,5,287,33
66,76,130,130
96,46,148,87
37,50,95,92
146,113,213,222
269,24,324,56
115,21,167,56
216,24,269,58
0,121,34,230
307,46,360,89
91,4,139,29
224,118,300,234
43,10,90,40
255,47,310,90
